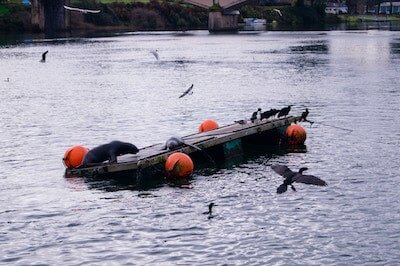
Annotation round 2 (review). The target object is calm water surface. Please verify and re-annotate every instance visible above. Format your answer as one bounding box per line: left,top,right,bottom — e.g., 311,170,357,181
0,30,399,265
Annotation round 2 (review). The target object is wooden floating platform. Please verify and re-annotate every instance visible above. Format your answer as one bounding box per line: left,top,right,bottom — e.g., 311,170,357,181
65,116,301,184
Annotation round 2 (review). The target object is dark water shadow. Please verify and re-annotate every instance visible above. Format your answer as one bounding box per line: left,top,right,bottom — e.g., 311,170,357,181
64,143,307,192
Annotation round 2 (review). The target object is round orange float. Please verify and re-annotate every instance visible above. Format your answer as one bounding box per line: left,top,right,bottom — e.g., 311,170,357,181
165,152,194,179
63,145,89,169
285,124,307,145
198,119,219,133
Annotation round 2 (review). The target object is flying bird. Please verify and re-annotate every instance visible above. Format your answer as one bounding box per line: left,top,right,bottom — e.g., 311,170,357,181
271,165,327,194
273,8,283,17
277,105,292,118
40,51,48,63
150,49,159,61
179,84,194,98
64,5,101,14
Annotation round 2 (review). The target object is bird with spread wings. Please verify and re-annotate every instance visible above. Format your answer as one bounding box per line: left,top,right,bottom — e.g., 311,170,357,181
64,5,101,14
179,84,194,98
271,165,327,194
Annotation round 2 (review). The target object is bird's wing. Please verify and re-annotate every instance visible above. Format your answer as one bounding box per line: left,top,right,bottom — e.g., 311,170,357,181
64,5,100,13
150,50,159,60
293,174,327,186
273,9,283,16
179,84,193,98
83,9,101,13
271,165,294,178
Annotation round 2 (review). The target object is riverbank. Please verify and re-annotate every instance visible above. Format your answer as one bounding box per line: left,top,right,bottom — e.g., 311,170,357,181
0,1,329,34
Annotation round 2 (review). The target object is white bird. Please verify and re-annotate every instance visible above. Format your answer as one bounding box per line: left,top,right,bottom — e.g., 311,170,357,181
273,8,283,17
64,5,101,14
150,49,159,61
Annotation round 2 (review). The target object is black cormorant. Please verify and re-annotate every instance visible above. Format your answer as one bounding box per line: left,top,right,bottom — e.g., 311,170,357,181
277,105,292,118
40,51,48,63
271,165,327,194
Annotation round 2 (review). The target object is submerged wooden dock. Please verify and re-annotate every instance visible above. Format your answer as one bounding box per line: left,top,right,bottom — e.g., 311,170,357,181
65,115,301,184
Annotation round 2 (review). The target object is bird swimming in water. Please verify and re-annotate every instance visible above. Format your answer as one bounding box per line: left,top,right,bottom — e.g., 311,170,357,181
299,108,314,125
150,49,159,61
40,51,48,63
271,165,327,194
203,202,217,219
261,108,279,120
277,105,292,118
251,108,262,123
179,84,194,98
203,202,215,215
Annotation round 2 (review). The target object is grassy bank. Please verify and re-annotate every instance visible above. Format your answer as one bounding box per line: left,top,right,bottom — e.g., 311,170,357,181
0,2,31,32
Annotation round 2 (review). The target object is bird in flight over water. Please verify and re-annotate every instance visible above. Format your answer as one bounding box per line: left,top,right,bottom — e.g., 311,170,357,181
150,49,159,61
64,5,101,14
273,8,283,16
40,51,48,63
271,165,327,194
179,84,194,98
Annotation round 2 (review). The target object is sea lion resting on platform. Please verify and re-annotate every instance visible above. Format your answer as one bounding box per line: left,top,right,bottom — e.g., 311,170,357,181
82,140,139,166
162,136,201,151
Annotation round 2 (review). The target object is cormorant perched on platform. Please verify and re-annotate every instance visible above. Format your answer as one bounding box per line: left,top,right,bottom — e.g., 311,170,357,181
261,108,279,120
40,51,48,63
277,105,292,118
271,165,327,194
251,108,262,123
299,108,314,125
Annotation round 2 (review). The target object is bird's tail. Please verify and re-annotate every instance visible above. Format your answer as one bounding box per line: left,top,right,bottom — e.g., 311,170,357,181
277,184,288,194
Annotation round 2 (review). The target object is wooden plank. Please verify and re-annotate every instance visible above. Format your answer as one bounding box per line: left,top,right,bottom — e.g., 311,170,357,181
65,116,299,177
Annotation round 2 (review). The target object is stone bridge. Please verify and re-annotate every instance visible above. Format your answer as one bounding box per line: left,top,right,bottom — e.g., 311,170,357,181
31,0,69,33
183,0,255,11
30,0,255,33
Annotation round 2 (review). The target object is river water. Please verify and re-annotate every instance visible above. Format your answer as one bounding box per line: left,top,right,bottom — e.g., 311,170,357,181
0,29,399,265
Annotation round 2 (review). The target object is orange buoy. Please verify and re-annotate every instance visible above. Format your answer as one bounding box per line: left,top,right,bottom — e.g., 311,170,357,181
198,119,219,133
285,124,307,145
63,145,89,169
165,152,194,179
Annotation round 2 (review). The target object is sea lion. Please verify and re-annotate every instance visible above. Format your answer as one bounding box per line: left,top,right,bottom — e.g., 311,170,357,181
82,140,139,167
161,136,201,151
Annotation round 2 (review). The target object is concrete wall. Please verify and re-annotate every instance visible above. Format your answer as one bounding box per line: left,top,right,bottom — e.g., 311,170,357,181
208,11,239,32
31,0,70,33
31,0,45,31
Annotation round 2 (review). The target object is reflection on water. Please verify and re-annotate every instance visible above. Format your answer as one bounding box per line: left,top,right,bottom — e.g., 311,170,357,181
0,29,400,265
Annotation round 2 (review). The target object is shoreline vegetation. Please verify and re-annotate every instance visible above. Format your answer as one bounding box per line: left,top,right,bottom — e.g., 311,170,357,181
1,0,400,34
